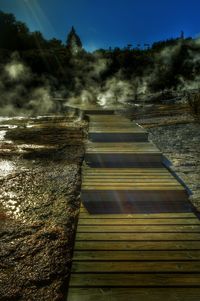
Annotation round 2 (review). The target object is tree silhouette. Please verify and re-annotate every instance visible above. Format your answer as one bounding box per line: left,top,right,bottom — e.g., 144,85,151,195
66,26,82,54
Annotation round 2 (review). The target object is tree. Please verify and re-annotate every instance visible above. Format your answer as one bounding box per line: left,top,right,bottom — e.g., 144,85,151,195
66,26,82,54
48,38,63,49
0,11,19,50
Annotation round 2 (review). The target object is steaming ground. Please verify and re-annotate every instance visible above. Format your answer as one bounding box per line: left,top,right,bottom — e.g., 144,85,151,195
65,37,200,107
0,53,56,116
1,36,200,116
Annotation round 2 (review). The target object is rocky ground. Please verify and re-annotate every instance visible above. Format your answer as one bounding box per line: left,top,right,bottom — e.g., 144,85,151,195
134,106,200,213
0,116,87,301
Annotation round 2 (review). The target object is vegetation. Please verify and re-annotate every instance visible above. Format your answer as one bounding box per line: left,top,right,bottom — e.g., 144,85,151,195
66,26,82,54
1,10,200,110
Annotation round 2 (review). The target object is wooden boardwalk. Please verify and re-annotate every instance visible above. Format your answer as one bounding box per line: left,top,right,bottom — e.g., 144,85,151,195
67,111,200,301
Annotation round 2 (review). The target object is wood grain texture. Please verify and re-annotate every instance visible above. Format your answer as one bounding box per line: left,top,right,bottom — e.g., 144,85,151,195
77,224,200,232
76,232,200,241
67,112,200,301
73,250,200,261
72,261,200,273
74,240,200,250
68,288,200,301
78,217,200,224
69,273,200,287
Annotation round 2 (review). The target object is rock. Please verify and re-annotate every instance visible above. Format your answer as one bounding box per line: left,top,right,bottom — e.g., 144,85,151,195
137,115,200,212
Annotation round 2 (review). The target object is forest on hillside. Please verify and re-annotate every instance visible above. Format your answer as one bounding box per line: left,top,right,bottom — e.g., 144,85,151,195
0,10,200,115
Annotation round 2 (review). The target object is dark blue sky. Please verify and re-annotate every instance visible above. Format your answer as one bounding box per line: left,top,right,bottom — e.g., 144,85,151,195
0,0,200,51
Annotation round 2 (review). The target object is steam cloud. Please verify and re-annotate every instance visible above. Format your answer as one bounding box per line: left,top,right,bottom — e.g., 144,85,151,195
1,37,200,116
0,53,55,116
66,38,200,108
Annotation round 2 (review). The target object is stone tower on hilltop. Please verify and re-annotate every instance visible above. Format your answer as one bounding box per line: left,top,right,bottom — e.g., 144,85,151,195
66,26,82,54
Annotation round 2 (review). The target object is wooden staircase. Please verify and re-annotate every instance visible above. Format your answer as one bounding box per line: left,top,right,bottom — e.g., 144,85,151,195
67,110,200,301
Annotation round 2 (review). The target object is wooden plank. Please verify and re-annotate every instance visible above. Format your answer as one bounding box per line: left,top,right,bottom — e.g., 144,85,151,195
83,173,172,177
83,168,170,172
83,175,175,179
81,192,190,214
82,185,184,190
89,133,148,142
73,250,200,261
76,233,200,241
83,169,170,173
78,218,200,225
89,118,134,122
88,127,146,131
72,261,200,273
90,119,133,122
83,169,170,172
83,179,179,183
67,288,200,301
69,273,200,287
83,170,174,173
79,211,197,218
82,183,181,188
89,119,133,122
86,142,156,147
86,142,160,153
82,183,182,187
74,241,200,250
83,178,175,182
85,160,163,168
88,116,130,121
86,150,161,153
68,113,200,299
82,171,174,179
83,173,174,179
89,122,138,126
82,168,174,179
83,171,171,175
80,206,195,213
89,124,143,128
77,225,200,233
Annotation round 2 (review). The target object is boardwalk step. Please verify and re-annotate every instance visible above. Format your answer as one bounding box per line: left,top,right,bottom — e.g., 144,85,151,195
67,111,200,301
81,167,189,213
86,142,161,153
78,217,200,224
77,224,200,232
72,261,200,273
85,142,162,167
74,240,200,250
88,115,132,122
73,250,200,260
76,232,200,241
88,115,148,142
69,273,200,287
68,288,200,301
85,142,163,167
88,131,148,142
